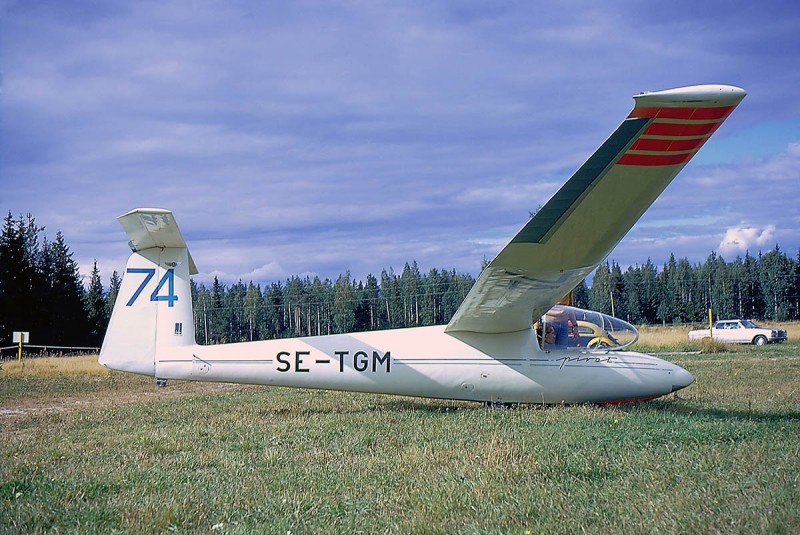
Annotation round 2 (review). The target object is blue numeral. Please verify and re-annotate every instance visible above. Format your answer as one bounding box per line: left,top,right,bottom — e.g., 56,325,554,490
126,268,178,307
126,268,156,306
151,269,178,307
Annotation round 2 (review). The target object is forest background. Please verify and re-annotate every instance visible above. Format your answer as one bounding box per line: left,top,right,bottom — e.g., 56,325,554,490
1,212,798,349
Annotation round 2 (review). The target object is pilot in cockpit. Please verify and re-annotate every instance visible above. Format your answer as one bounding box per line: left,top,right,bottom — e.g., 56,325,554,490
542,306,579,349
538,321,555,346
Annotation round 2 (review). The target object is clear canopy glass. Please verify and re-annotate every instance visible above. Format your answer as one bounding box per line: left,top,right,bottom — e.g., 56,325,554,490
536,305,639,351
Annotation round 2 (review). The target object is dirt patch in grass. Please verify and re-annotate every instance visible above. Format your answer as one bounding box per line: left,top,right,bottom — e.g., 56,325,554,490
0,376,264,423
0,361,261,423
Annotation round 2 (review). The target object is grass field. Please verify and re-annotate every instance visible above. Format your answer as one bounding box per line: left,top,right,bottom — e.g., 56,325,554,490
2,332,800,533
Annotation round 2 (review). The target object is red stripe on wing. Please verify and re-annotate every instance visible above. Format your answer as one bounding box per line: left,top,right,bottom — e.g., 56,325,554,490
643,121,721,137
616,152,694,166
629,137,707,152
629,105,735,120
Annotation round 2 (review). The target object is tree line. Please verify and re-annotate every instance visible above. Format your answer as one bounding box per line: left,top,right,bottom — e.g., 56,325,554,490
1,211,798,349
0,213,118,349
579,249,800,325
191,263,476,344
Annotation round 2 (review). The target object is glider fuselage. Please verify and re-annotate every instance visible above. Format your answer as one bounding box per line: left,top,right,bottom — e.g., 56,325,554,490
151,326,691,404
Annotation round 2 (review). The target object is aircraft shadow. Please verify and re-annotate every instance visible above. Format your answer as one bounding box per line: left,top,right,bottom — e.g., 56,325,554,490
260,390,799,420
612,398,800,423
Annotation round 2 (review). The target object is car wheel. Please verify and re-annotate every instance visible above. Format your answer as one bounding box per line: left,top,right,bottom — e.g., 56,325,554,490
587,339,609,350
753,335,767,346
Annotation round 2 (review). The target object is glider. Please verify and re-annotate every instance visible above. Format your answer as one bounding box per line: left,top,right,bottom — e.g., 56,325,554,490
100,84,745,404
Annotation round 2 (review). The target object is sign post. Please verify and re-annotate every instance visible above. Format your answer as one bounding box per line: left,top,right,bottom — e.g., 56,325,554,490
12,331,30,363
708,309,713,341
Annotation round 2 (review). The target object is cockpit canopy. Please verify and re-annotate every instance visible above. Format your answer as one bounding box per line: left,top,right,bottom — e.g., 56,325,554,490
536,305,638,351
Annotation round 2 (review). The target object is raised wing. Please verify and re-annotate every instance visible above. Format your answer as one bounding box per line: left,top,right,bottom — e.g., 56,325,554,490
446,84,746,334
118,208,198,274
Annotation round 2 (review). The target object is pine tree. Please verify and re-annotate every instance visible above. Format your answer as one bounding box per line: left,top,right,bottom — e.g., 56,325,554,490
333,272,355,333
209,276,225,343
793,250,800,320
84,260,108,346
638,259,658,323
284,276,306,336
440,269,474,323
264,282,284,338
352,279,370,332
307,276,333,336
400,262,422,326
623,265,643,323
656,254,677,324
742,253,764,319
0,213,22,339
0,213,45,342
708,254,736,319
589,262,612,314
243,281,265,341
106,270,122,319
421,268,441,326
44,232,88,345
759,246,793,321
360,274,380,330
380,269,400,329
674,258,699,322
224,280,247,342
609,262,625,319
572,280,590,309
192,281,211,344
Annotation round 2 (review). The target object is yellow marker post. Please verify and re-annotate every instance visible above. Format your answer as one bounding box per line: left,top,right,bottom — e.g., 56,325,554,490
708,309,714,341
13,331,29,364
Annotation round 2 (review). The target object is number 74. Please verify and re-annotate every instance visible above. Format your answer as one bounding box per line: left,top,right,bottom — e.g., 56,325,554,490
125,268,178,307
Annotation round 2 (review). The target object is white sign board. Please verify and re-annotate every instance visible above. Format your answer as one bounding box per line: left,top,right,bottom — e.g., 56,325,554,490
12,331,30,343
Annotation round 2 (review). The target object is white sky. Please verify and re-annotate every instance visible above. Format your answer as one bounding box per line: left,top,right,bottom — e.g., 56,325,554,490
2,1,799,286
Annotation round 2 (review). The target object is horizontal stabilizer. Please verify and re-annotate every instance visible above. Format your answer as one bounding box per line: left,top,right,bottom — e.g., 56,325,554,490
118,208,198,274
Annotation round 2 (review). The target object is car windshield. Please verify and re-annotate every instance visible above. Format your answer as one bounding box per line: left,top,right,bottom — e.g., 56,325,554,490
537,305,639,351
742,319,761,329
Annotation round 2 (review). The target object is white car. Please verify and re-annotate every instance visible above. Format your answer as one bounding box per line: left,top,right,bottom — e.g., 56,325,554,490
688,319,788,346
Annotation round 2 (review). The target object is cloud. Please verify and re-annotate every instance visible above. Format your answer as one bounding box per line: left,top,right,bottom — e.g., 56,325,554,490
201,261,287,286
718,225,776,256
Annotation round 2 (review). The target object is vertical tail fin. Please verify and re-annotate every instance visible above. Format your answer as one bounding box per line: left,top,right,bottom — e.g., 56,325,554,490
99,209,197,376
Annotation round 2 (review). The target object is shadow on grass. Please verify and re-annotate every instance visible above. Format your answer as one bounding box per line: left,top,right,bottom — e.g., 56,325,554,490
368,398,474,413
614,397,800,423
262,390,800,419
259,393,476,416
161,384,800,422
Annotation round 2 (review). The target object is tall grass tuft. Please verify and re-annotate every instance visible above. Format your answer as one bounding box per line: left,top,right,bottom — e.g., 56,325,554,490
698,337,731,353
2,354,109,377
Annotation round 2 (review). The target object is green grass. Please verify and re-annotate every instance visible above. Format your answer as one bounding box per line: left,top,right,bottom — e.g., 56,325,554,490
2,345,800,533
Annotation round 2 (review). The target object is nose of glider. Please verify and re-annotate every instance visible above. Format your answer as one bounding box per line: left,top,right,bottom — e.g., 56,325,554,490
671,365,694,393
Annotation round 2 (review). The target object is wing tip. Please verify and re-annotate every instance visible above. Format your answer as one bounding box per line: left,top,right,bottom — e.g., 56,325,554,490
633,84,746,106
